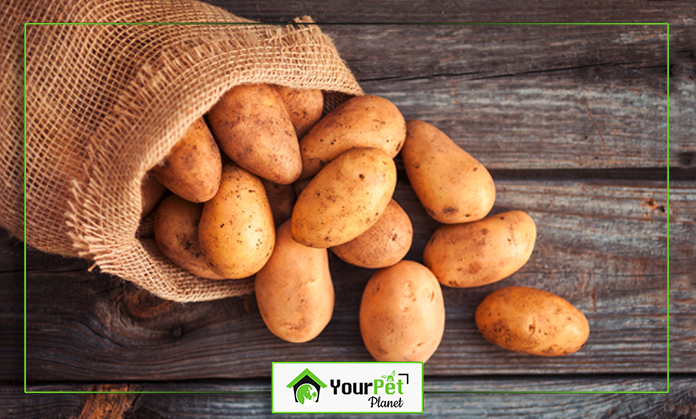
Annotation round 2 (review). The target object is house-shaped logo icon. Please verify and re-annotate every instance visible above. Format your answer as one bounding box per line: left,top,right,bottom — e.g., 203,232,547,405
286,368,328,404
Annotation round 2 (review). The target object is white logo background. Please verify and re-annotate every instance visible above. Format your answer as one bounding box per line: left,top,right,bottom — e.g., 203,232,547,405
272,362,423,413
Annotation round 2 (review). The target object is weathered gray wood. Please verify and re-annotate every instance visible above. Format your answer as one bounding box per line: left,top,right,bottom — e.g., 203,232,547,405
19,179,692,381
200,4,695,170
4,3,695,409
207,0,696,29
0,272,22,384
3,378,695,418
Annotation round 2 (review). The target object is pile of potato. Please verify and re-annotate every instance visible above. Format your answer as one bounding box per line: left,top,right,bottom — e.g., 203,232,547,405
143,84,590,362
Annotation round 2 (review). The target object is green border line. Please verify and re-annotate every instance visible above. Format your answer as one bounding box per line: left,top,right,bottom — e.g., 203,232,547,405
666,22,671,395
23,21,670,396
23,20,28,397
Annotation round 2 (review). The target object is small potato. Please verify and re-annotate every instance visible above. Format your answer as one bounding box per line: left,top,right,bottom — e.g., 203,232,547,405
255,220,334,343
331,199,413,268
424,211,536,288
402,120,495,223
153,195,224,279
141,171,167,217
299,95,406,179
360,261,445,362
475,286,590,356
292,148,397,248
207,84,301,185
152,117,221,203
274,85,324,139
261,179,297,227
198,164,275,279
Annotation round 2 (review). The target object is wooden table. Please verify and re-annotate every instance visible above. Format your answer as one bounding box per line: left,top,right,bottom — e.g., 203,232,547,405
2,1,695,417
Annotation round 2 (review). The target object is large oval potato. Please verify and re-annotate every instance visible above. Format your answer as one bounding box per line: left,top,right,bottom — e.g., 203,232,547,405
207,84,301,185
198,164,275,279
475,286,590,356
274,85,324,139
331,199,413,268
360,261,445,362
151,117,221,203
255,220,334,343
424,211,536,288
402,120,495,223
298,95,406,179
292,148,397,248
153,195,224,279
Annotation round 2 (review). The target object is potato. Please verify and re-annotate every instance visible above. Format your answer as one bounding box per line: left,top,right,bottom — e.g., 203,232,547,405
255,220,334,343
153,195,224,279
331,199,413,268
274,85,324,139
475,286,590,356
360,261,445,362
291,148,397,248
402,120,495,223
207,84,301,185
423,211,536,288
141,171,167,217
151,117,221,203
298,95,406,179
198,163,275,278
261,179,296,227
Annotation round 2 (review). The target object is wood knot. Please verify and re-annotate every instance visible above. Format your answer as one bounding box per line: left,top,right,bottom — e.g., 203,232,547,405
172,326,183,338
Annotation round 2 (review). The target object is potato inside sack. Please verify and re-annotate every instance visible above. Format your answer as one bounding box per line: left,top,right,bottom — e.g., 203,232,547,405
153,195,224,280
424,210,536,288
198,163,275,279
151,117,222,203
359,261,445,362
206,84,302,185
255,220,334,343
402,119,495,224
331,199,413,269
273,85,324,139
298,95,407,179
291,147,397,248
475,286,590,357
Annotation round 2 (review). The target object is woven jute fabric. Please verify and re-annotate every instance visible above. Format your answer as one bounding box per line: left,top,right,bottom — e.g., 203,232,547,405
0,0,362,302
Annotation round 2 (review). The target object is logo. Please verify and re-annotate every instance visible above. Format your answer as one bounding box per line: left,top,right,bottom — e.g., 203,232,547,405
273,362,423,413
286,368,328,404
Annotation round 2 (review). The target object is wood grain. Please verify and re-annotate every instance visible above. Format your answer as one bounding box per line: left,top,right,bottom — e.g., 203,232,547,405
77,384,138,419
207,0,696,29
3,378,695,418
20,179,692,381
201,4,695,170
3,4,696,417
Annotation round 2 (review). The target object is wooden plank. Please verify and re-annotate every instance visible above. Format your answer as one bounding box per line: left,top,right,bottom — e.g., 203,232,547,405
207,0,696,29
20,179,693,381
0,268,22,383
4,377,695,417
330,24,688,169
329,24,690,170
201,4,695,170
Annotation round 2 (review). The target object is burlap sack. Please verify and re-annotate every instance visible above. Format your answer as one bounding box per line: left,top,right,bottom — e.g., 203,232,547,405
0,0,362,302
